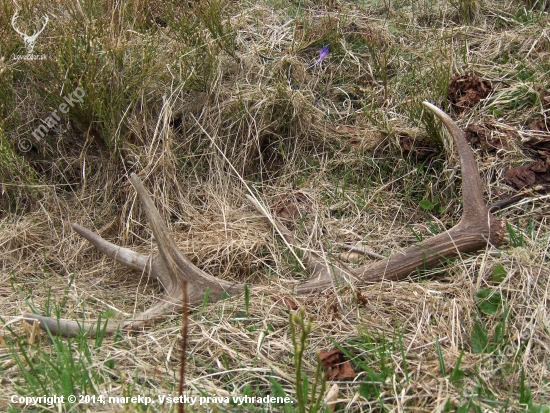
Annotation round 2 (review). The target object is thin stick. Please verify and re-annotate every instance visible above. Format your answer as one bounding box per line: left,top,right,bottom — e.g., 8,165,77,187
489,184,550,212
334,242,386,260
178,281,189,413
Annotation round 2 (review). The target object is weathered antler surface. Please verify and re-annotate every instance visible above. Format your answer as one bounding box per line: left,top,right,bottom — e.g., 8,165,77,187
24,102,506,337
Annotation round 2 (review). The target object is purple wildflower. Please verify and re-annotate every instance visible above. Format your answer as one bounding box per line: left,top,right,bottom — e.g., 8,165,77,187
310,45,330,68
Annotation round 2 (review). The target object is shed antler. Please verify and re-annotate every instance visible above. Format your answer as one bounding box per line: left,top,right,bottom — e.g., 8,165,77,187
24,102,506,337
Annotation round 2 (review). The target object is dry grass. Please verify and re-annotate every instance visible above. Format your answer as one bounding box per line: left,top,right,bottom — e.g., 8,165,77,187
1,0,549,411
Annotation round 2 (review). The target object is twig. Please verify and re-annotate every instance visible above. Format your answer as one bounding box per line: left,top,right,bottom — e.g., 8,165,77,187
334,242,386,260
178,281,189,413
489,184,550,212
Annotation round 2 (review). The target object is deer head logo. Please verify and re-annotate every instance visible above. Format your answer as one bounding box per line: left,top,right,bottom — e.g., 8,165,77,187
11,12,49,55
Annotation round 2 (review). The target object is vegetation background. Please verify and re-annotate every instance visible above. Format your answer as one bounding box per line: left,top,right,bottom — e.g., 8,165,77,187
0,0,549,411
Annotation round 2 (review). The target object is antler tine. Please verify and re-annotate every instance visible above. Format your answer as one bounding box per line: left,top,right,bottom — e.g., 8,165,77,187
129,173,244,301
421,102,488,217
129,173,184,290
71,223,150,272
22,314,110,338
24,289,183,338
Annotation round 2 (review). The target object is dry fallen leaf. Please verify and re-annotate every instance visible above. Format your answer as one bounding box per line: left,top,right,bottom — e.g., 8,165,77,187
465,123,510,153
272,190,313,225
319,349,356,380
505,159,550,189
529,118,549,133
522,118,550,155
271,296,299,310
448,73,491,113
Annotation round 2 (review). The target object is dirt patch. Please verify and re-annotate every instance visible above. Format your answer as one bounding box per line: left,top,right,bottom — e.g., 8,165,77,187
399,134,439,162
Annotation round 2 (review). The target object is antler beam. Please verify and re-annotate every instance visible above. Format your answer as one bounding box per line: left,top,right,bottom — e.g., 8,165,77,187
24,102,506,337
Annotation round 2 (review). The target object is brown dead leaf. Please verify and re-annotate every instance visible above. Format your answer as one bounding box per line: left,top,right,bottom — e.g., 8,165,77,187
522,118,550,155
275,202,300,221
356,290,369,306
448,74,492,113
272,190,313,225
529,118,549,132
505,159,550,189
271,296,299,310
319,349,356,380
465,123,510,153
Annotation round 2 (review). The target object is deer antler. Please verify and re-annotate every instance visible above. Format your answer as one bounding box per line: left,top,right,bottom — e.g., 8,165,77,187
24,102,506,337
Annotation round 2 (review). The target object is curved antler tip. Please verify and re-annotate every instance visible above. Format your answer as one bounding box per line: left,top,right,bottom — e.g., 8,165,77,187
71,223,90,237
129,173,143,189
244,193,257,206
422,101,462,135
422,101,445,117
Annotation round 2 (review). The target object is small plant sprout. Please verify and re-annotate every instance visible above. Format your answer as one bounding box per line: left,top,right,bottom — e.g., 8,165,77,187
290,307,327,413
